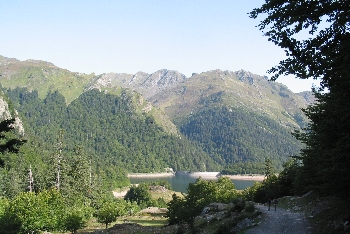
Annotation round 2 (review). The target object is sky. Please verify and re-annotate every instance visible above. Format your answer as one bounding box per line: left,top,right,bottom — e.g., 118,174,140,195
0,0,320,93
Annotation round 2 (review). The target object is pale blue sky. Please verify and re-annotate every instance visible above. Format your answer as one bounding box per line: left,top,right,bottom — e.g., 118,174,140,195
0,0,319,92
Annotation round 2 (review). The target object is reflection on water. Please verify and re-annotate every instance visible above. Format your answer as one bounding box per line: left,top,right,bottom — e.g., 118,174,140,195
129,175,258,193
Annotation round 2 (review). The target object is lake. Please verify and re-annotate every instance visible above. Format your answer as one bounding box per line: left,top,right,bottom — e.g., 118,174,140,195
129,174,259,193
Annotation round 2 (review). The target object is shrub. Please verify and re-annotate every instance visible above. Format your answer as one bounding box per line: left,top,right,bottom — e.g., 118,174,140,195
244,202,256,213
231,198,246,212
7,189,65,233
124,183,152,206
63,211,86,233
147,180,172,190
94,199,130,229
0,198,21,234
167,177,240,224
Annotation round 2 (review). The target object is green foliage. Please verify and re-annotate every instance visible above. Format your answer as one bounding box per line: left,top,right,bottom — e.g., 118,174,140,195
244,201,255,213
5,87,219,173
95,203,118,228
221,161,264,175
277,159,299,195
124,183,153,208
0,118,27,167
249,1,349,85
62,211,86,233
0,189,92,233
166,193,187,225
167,177,239,224
153,197,168,208
62,205,92,233
147,179,172,190
243,159,301,203
179,107,302,171
230,198,246,212
250,0,350,200
2,189,65,233
294,91,350,198
0,197,21,234
264,158,275,179
94,199,129,229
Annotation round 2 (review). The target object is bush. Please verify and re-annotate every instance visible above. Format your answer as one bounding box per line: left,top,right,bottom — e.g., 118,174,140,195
95,201,119,229
231,198,246,212
94,198,132,229
244,202,256,213
124,183,152,206
147,180,172,190
0,198,21,234
6,190,65,233
167,177,240,224
63,211,86,233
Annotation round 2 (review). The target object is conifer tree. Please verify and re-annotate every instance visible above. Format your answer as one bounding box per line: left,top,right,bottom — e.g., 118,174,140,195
0,118,26,167
250,0,350,197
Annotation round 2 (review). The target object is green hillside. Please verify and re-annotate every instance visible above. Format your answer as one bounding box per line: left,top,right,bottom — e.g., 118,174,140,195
5,87,219,173
0,55,311,173
179,106,302,170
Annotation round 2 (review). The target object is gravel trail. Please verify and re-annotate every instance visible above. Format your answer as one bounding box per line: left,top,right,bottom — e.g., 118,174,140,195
244,204,313,234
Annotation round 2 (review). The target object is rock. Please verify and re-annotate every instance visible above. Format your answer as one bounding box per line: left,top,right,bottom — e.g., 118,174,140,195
207,202,231,211
231,218,254,233
302,190,313,197
201,207,210,215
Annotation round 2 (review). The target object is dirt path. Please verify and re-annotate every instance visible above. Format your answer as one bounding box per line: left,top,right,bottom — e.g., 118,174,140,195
244,204,313,234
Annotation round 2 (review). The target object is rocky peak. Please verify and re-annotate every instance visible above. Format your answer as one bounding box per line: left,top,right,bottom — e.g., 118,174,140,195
0,55,20,66
235,69,269,86
141,69,187,88
235,69,256,85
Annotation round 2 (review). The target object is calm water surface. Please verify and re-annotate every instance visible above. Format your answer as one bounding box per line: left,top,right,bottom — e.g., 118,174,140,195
129,175,258,193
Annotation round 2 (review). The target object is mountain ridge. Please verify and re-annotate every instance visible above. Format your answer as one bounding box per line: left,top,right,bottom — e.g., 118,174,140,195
0,55,311,171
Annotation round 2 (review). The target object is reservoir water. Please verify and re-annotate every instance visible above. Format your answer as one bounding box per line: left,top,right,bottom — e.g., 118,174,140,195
129,175,259,193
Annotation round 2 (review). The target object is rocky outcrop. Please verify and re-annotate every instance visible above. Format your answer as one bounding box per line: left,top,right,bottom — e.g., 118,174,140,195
87,69,187,99
0,94,25,136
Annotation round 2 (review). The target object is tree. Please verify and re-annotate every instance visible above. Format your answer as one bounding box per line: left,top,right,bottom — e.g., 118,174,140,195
5,189,65,233
62,206,90,234
250,1,350,198
124,183,152,208
0,118,26,167
167,177,239,224
94,199,129,229
67,145,90,200
54,129,65,191
264,158,274,179
249,1,350,89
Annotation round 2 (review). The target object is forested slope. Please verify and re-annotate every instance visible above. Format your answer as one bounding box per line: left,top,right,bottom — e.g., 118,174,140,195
0,55,312,174
179,106,302,170
5,87,219,173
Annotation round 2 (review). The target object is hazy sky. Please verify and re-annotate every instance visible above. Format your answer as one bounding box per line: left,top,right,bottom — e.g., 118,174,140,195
0,0,320,93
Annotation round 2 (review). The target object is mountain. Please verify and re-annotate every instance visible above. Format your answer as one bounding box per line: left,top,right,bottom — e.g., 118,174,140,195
0,55,313,171
88,68,310,169
90,69,311,128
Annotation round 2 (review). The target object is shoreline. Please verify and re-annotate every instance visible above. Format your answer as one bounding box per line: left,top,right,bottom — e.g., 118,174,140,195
128,172,175,178
222,174,265,181
127,172,264,181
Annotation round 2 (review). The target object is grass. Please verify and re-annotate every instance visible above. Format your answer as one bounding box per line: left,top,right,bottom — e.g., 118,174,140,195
76,188,177,233
116,214,168,227
150,190,184,202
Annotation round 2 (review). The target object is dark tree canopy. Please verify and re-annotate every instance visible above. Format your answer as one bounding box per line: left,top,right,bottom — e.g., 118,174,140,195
250,0,350,91
0,118,27,167
250,1,350,198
